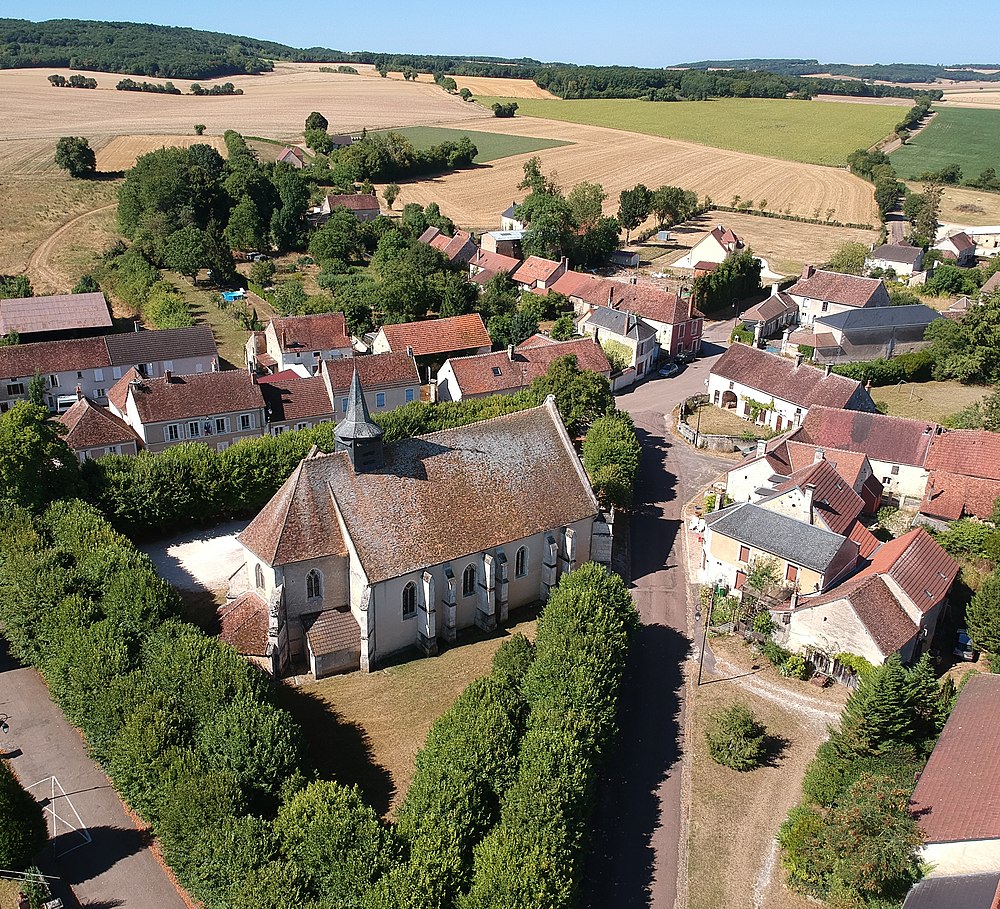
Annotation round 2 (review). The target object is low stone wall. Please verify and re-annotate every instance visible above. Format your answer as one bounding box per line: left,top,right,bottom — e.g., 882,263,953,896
677,395,750,452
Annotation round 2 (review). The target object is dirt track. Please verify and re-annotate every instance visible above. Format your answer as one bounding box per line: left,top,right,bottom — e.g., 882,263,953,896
26,202,117,292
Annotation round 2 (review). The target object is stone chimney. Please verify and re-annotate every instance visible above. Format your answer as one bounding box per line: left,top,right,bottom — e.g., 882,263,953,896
75,384,83,401
756,438,768,457
164,369,172,383
802,265,816,280
813,446,825,464
825,364,833,377
803,483,816,520
507,344,515,361
795,353,804,367
771,282,780,296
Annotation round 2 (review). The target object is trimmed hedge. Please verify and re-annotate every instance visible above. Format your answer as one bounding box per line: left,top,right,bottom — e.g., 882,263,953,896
832,348,935,386
0,760,47,870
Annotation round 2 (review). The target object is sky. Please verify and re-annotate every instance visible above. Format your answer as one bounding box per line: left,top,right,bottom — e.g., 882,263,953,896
7,1,994,68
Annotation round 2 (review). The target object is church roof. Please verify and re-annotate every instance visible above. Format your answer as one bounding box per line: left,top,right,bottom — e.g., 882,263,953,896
240,399,599,580
335,368,382,442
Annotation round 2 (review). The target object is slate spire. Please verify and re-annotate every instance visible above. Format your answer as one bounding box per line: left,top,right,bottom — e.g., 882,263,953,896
335,368,384,471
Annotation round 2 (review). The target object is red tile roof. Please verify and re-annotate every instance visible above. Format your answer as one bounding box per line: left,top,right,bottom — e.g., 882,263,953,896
708,225,744,251
57,397,141,451
788,269,887,309
857,528,959,613
926,429,1000,480
468,249,520,275
121,370,265,423
610,284,701,326
0,336,109,378
785,440,869,489
512,255,563,286
921,472,1000,521
550,270,613,307
772,457,864,535
323,351,419,391
711,344,868,410
910,674,1000,844
378,314,491,358
427,229,477,264
261,376,335,423
0,292,112,336
305,608,360,657
445,338,611,397
517,333,558,349
847,520,882,559
271,313,351,353
218,592,269,656
983,272,1000,295
796,405,937,467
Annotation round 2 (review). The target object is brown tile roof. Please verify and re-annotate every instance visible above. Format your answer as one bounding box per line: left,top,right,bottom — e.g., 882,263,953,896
239,459,350,566
427,229,477,265
708,225,744,251
517,333,557,348
305,608,360,657
324,193,380,213
107,366,140,414
104,325,218,366
982,272,1000,295
445,338,611,397
926,429,1000,481
910,674,1000,844
277,146,305,163
323,351,419,391
0,336,109,378
847,520,882,559
244,400,598,581
550,270,613,307
788,269,887,308
512,255,563,286
921,472,1000,521
940,231,976,253
0,292,112,335
261,376,335,423
124,370,265,423
785,440,869,489
857,528,959,613
57,397,141,451
796,405,938,467
378,314,491,358
610,284,702,326
711,344,867,410
742,292,798,324
218,592,269,656
469,249,520,275
272,313,350,353
772,457,864,535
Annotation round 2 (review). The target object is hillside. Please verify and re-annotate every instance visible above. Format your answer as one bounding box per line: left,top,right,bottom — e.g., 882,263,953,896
677,58,1000,83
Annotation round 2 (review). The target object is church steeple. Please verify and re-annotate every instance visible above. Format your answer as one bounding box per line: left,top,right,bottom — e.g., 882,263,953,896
335,368,384,472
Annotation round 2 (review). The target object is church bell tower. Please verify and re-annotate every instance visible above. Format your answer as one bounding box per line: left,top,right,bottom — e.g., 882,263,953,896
335,368,384,472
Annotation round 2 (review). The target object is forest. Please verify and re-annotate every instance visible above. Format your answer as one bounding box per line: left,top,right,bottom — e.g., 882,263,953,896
678,57,1000,83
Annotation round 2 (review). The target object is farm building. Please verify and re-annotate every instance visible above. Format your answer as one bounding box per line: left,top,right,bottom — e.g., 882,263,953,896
865,243,925,277
933,230,977,266
480,230,525,259
0,291,112,343
310,192,380,225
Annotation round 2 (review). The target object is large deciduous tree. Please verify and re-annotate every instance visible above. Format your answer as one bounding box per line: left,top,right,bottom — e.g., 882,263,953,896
55,136,96,177
617,184,652,244
0,402,80,510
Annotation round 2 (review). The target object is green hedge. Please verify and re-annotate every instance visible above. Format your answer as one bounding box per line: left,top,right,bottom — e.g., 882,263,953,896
832,348,935,386
0,760,47,870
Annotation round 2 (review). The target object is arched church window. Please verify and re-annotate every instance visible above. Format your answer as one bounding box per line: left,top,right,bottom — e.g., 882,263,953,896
402,582,417,618
463,564,477,597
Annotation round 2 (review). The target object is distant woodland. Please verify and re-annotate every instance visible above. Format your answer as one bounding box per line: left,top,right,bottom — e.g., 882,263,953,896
679,58,1000,83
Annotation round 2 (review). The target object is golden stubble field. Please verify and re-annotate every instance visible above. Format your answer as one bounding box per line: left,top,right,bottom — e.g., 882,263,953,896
391,115,879,229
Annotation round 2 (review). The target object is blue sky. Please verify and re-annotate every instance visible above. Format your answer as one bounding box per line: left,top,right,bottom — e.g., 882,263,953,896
8,1,992,68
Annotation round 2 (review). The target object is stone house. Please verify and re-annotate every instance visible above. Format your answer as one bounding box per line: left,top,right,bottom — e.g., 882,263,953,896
511,255,568,293
276,146,306,168
371,313,492,375
577,305,658,379
479,230,525,259
933,230,977,267
609,284,704,360
468,249,521,286
418,227,478,266
321,351,420,416
247,313,353,375
740,286,799,342
787,266,890,327
685,224,745,269
310,193,380,225
57,396,142,461
865,243,925,277
260,375,337,434
237,375,601,676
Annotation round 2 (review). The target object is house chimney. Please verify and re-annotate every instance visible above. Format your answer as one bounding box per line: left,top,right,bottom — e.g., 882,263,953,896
212,358,219,372
75,384,83,401
771,282,780,296
756,438,768,457
630,276,638,285
802,265,816,280
803,483,816,520
406,345,414,358
825,363,833,377
133,320,142,333
507,344,515,361
164,369,172,383
795,353,804,367
813,446,825,464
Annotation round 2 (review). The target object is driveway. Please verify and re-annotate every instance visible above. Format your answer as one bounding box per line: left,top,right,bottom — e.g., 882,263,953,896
0,640,188,909
586,335,730,908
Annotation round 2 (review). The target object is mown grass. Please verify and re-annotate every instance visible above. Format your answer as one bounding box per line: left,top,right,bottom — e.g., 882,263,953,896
870,380,990,423
375,126,570,163
475,97,902,166
890,107,1000,180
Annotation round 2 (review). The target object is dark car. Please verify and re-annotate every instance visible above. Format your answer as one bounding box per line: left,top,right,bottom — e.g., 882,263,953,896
953,629,979,661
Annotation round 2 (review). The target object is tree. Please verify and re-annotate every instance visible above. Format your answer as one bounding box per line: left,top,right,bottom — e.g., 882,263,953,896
567,181,606,228
28,371,45,407
0,402,80,510
910,181,942,248
836,656,918,757
528,354,613,435
0,761,47,870
72,274,100,295
617,184,652,243
583,411,641,508
706,703,767,771
517,156,555,195
827,241,869,276
550,314,576,341
249,259,276,288
651,185,698,227
926,291,1000,384
0,275,33,300
304,111,328,132
194,124,205,135
459,87,473,101
54,136,96,177
383,182,401,211
491,101,518,118
225,197,267,252
163,226,211,278
967,570,1000,655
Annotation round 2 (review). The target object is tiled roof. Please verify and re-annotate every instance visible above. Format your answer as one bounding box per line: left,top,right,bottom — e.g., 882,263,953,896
857,528,959,613
517,333,557,349
711,344,866,410
708,225,744,250
584,305,657,342
277,146,305,162
107,366,138,414
816,303,941,333
742,292,798,324
512,255,563,286
323,351,419,391
705,502,853,573
324,193,380,213
468,249,520,275
550,270,615,307
937,231,976,253
239,459,350,566
0,292,112,335
786,328,839,351
261,376,335,423
427,229,477,265
926,429,1000,481
57,397,141,451
797,405,937,467
0,336,109,378
921,472,1000,521
910,674,1000,844
847,520,882,559
243,400,599,582
377,314,491,357
982,272,1000,295
870,243,924,266
272,313,350,353
785,440,869,488
610,284,701,326
218,592,269,656
788,269,886,308
445,338,611,397
771,457,864,535
305,608,360,657
104,325,218,366
902,872,1000,909
124,370,264,423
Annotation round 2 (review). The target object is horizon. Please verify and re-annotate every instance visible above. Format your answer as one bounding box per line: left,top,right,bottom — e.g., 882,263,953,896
5,3,995,71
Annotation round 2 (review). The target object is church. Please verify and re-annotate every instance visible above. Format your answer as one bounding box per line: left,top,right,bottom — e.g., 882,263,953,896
236,370,604,676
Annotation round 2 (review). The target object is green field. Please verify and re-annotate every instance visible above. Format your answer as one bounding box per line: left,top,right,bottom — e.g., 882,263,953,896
476,97,902,166
890,107,1000,180
376,126,570,163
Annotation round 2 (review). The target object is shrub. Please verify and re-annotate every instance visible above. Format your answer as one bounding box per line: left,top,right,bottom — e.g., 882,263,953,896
761,639,792,667
0,760,47,869
752,610,776,636
705,703,767,771
780,654,808,680
582,411,641,509
832,348,934,386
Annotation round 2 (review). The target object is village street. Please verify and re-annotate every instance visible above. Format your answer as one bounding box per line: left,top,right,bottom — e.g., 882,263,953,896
586,329,731,909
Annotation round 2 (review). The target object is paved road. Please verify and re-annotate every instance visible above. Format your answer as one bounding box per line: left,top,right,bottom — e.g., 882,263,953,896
586,330,732,909
0,640,188,909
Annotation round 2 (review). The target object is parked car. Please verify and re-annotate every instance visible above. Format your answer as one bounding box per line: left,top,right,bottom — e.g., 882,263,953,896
658,362,684,379
953,628,979,661
246,252,270,262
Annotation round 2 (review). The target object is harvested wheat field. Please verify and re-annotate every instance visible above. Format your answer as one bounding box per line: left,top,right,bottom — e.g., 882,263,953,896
916,182,1000,227
0,63,483,141
452,75,558,99
391,116,878,230
97,134,228,172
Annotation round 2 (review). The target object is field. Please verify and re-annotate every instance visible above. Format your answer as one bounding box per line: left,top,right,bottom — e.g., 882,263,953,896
392,116,878,231
280,609,539,816
909,181,1000,227
890,108,1000,180
0,63,483,140
451,75,558,99
96,134,228,172
375,125,570,163
474,97,902,166
871,380,990,423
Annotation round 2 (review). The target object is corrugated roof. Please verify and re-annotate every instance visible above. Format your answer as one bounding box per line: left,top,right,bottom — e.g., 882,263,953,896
104,325,218,366
910,674,1000,844
57,397,141,451
0,292,112,335
797,405,937,467
378,313,491,358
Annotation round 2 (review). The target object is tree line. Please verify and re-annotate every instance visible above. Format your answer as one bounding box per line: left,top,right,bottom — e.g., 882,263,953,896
678,57,993,86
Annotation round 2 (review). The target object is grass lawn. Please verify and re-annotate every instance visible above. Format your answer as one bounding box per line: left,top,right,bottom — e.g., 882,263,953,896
687,403,772,439
475,97,902,166
276,607,540,817
891,108,1000,180
375,126,570,163
870,380,990,423
0,880,23,909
